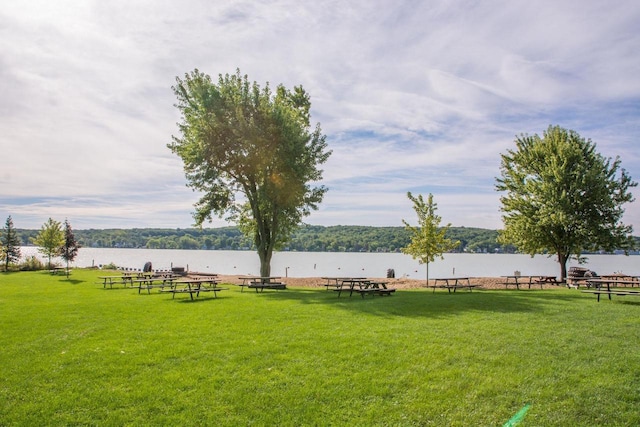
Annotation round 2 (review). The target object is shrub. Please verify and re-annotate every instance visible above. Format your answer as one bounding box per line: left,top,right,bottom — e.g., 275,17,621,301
20,256,46,271
101,262,118,270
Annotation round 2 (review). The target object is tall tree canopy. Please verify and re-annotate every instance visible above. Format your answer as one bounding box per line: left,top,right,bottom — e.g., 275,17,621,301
402,192,459,283
496,125,637,280
169,69,331,276
1,216,22,272
32,218,64,269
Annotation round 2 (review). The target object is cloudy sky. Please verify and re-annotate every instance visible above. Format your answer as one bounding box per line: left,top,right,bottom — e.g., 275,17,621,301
2,0,639,231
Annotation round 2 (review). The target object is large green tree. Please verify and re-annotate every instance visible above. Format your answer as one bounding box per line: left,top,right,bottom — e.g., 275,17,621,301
402,192,460,284
169,69,331,277
1,216,22,272
32,218,65,269
496,125,637,281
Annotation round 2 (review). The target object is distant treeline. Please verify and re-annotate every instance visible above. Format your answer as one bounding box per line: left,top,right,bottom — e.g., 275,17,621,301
16,225,511,253
15,225,639,254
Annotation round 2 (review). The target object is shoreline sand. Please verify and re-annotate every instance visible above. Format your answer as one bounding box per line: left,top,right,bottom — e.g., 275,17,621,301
215,275,564,290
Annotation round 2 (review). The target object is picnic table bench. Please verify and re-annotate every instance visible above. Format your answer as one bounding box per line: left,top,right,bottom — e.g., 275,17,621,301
430,277,478,293
581,289,640,302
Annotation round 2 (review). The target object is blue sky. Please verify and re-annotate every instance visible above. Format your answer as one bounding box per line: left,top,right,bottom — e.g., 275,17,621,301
1,0,639,231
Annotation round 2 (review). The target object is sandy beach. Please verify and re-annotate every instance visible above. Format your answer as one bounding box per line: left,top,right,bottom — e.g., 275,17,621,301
215,275,564,290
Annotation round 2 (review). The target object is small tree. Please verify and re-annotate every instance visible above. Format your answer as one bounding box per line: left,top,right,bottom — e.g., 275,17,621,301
59,219,80,277
32,218,65,269
402,192,460,284
496,125,637,280
1,216,22,272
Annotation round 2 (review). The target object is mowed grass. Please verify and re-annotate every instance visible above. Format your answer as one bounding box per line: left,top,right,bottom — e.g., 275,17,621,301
1,270,639,426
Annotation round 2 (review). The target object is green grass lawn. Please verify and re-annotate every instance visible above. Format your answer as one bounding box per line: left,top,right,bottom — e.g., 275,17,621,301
1,270,639,426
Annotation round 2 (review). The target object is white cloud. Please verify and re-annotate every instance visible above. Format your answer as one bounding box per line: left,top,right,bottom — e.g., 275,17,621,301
1,0,639,232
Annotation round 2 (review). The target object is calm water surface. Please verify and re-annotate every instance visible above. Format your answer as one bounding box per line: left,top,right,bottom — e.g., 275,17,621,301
20,247,639,278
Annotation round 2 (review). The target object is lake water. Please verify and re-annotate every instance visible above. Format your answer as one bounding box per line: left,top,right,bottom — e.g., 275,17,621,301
19,247,639,278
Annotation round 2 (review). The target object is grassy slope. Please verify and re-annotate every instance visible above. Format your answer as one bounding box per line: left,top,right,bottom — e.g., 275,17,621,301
1,270,639,426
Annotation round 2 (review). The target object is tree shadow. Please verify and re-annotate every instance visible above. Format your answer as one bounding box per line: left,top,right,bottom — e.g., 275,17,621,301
247,287,588,319
173,295,226,303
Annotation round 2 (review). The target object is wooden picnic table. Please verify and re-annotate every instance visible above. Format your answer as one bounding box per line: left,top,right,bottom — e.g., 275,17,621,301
535,275,560,286
333,278,396,298
431,277,478,293
162,277,226,300
500,275,558,290
321,277,365,291
599,274,640,287
238,276,286,293
583,277,640,300
586,277,636,290
133,276,180,294
582,277,640,301
500,275,533,290
334,278,370,297
98,272,180,289
98,275,135,288
50,267,71,275
365,280,396,296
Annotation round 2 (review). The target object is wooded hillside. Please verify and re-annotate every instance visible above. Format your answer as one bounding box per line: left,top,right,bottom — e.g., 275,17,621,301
16,225,639,254
16,225,513,253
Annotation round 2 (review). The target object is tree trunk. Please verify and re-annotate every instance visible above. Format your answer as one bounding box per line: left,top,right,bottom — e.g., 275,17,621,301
557,252,568,282
258,249,272,278
426,262,430,286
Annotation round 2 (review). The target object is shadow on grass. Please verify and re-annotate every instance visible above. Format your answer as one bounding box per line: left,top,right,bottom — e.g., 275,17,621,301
174,296,225,303
63,279,85,285
245,287,589,318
